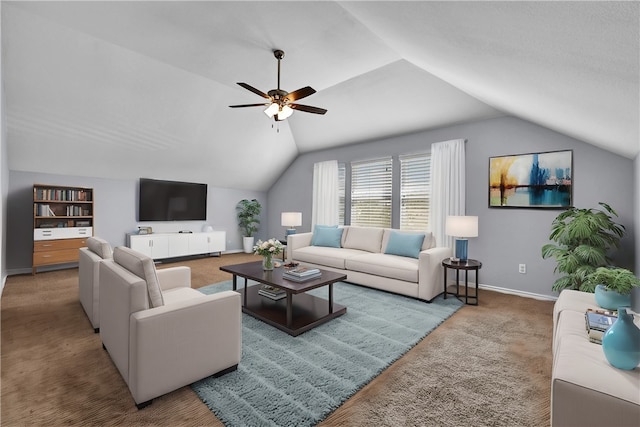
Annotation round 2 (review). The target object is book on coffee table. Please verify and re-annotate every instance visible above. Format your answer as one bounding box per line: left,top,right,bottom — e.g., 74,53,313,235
285,267,320,277
283,272,322,282
258,285,287,300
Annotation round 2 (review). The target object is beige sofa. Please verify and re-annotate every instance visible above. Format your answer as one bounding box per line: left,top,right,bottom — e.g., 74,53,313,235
552,290,640,426
288,226,451,302
99,246,242,409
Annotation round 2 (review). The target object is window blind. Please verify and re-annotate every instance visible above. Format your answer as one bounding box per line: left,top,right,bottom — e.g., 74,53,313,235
350,157,392,228
400,153,431,231
338,163,346,226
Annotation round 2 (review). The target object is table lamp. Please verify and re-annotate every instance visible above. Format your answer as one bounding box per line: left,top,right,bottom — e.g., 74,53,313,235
281,212,302,236
445,216,478,262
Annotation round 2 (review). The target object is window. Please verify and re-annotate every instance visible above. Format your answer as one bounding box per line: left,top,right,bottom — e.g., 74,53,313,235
400,153,431,231
338,163,346,226
350,157,392,227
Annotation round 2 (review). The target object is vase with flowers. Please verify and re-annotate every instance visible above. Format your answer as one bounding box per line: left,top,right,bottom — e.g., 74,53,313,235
253,238,284,271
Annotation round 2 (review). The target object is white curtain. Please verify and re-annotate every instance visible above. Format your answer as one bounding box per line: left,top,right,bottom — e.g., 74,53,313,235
312,160,339,227
429,139,466,248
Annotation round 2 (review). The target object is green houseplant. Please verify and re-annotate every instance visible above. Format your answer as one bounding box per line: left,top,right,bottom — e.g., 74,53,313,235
237,199,262,253
541,202,625,292
582,266,640,310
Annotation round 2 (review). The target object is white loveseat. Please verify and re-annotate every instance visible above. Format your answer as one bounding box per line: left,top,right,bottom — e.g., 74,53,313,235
288,226,451,302
552,290,640,426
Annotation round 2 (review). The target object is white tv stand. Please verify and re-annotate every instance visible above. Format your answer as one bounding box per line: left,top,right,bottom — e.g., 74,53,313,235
127,231,225,260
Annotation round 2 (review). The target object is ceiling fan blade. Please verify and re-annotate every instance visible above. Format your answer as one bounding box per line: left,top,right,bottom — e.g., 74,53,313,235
284,86,316,102
229,103,269,108
237,82,271,100
290,104,327,115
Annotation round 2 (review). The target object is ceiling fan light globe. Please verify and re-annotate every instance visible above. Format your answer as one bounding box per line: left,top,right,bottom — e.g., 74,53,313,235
264,103,279,118
279,105,294,120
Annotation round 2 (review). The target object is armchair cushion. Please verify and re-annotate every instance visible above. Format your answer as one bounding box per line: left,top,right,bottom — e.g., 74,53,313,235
87,236,113,259
113,247,164,308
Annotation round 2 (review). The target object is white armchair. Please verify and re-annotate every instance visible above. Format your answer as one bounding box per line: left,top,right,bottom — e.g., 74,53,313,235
99,246,241,409
78,236,113,332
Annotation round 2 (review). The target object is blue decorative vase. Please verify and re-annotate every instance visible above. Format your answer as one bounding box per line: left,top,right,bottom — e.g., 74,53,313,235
595,284,631,310
602,307,640,370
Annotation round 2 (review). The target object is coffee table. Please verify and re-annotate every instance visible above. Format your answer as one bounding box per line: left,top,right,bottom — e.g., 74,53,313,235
220,261,347,336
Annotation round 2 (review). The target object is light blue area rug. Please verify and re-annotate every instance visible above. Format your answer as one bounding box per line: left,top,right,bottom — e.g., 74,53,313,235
193,280,462,426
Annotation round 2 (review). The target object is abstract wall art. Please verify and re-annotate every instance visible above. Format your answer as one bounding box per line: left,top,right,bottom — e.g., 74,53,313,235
489,149,573,208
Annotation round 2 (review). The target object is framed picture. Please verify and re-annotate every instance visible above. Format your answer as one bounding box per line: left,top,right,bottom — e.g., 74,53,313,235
489,149,572,208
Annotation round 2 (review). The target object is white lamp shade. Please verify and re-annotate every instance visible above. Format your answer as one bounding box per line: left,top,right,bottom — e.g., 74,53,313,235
281,212,302,227
445,216,478,238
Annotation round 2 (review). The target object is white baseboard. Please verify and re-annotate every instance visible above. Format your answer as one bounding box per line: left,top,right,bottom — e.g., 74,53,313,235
479,283,558,301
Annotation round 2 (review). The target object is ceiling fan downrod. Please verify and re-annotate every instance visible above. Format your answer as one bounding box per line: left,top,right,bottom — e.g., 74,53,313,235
274,49,284,91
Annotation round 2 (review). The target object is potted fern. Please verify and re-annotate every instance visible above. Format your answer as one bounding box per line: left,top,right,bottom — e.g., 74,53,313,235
236,199,262,253
582,266,640,310
541,202,625,292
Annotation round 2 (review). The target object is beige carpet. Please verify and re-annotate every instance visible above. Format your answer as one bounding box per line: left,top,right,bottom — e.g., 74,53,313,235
1,253,553,426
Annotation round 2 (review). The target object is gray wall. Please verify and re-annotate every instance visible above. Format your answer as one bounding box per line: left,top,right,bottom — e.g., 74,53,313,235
1,2,7,290
267,116,636,298
636,153,640,274
6,171,267,274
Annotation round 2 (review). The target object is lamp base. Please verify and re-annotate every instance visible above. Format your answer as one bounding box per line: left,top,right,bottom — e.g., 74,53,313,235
455,238,469,262
285,228,297,236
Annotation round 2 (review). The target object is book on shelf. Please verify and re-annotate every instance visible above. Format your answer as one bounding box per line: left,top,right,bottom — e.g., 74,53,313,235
285,266,320,277
585,308,617,345
283,272,322,282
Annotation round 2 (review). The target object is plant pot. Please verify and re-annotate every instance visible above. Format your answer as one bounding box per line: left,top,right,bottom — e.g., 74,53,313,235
595,284,631,310
243,236,255,254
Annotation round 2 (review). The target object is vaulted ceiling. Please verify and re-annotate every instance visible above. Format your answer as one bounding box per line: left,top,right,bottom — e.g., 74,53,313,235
3,1,638,191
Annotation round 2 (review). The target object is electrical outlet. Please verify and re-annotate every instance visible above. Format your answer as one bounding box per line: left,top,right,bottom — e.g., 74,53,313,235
519,264,526,274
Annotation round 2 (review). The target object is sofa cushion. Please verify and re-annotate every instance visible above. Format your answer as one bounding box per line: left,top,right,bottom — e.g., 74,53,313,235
384,231,425,259
113,247,164,308
553,330,640,407
346,253,419,282
87,236,113,259
343,226,384,253
311,226,343,248
162,287,204,305
553,290,599,335
293,246,366,269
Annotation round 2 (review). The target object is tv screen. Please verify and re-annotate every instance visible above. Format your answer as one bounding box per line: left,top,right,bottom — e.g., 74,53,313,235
138,178,207,221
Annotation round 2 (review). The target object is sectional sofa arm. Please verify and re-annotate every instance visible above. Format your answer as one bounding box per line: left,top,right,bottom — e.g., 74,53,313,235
128,290,242,404
156,266,191,291
418,246,452,301
287,232,313,261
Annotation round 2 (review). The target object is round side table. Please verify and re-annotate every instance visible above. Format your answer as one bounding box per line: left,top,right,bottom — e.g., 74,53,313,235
442,258,482,305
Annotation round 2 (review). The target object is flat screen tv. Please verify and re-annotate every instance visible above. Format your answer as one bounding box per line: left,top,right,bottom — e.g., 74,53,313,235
138,178,207,221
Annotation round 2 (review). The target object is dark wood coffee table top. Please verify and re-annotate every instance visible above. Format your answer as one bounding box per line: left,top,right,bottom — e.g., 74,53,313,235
220,261,347,336
220,261,347,293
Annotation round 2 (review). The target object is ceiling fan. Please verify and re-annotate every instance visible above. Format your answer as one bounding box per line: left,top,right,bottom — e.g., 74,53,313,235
229,49,327,121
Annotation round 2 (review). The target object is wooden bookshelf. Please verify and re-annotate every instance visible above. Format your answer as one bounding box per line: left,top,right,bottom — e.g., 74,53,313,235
32,184,94,274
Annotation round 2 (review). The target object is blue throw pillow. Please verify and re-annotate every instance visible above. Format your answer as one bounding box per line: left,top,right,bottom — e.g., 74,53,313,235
311,225,339,246
312,226,343,248
384,231,425,259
